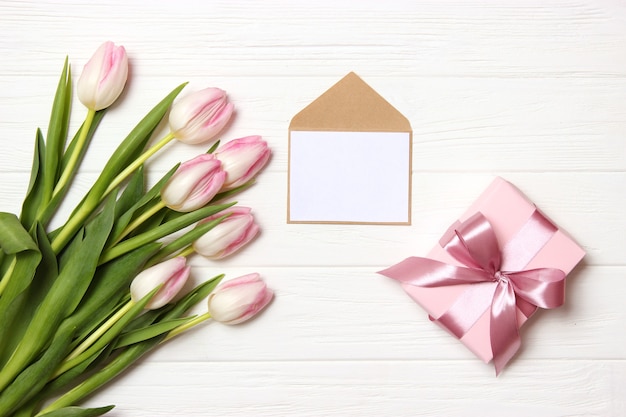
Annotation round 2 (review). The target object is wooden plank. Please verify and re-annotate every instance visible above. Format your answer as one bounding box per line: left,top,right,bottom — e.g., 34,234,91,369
79,360,626,417
0,1,625,78
0,77,624,173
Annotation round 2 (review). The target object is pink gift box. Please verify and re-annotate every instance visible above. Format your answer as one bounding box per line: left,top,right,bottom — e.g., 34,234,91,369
383,177,585,368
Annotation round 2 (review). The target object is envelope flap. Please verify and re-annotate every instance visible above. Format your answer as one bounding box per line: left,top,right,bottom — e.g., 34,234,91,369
289,72,411,132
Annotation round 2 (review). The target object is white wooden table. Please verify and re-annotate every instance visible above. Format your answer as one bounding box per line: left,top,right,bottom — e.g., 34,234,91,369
1,1,625,416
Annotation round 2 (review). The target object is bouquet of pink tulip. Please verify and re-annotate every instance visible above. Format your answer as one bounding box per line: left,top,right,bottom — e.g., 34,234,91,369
0,42,273,416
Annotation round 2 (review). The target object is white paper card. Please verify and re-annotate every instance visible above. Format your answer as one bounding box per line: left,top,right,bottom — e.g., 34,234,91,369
288,130,410,223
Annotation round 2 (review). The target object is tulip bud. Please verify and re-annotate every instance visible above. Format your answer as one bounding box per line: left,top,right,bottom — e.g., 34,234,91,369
193,207,259,259
77,41,129,111
161,154,226,212
169,87,234,145
215,136,271,190
207,273,273,325
130,257,190,310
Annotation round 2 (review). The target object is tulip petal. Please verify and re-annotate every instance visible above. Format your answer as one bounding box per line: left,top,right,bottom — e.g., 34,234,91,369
192,208,258,259
130,257,190,310
161,154,226,212
169,88,234,145
215,136,271,189
77,41,128,110
207,273,273,325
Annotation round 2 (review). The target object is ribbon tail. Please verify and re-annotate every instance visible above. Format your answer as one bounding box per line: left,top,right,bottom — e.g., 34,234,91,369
490,281,521,376
378,257,491,287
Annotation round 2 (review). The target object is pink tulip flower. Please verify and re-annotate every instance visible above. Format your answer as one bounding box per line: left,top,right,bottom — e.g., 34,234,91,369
161,154,226,212
130,257,190,310
77,41,128,111
169,87,234,145
207,273,273,325
193,207,259,259
215,136,271,190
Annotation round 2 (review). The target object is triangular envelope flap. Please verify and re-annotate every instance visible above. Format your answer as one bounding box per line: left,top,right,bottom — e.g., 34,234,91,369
289,72,411,132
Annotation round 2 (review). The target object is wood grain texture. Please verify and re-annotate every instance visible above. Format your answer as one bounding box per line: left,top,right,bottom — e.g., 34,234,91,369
0,0,624,416
2,77,625,173
80,361,625,417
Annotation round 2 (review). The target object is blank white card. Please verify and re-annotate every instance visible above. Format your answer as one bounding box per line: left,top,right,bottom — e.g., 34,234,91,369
288,131,411,224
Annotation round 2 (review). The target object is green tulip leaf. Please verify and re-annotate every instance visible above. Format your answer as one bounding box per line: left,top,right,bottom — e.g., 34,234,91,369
207,139,220,153
41,58,72,208
19,129,46,229
0,214,42,349
113,165,145,220
0,212,39,254
37,405,115,417
0,195,115,392
0,224,57,367
114,316,197,349
0,322,74,416
212,179,255,203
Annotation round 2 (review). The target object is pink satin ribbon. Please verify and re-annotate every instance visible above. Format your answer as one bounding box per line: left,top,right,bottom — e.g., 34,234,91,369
379,210,566,375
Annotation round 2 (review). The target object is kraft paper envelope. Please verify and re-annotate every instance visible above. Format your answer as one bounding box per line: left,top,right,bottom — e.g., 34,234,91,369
288,72,413,224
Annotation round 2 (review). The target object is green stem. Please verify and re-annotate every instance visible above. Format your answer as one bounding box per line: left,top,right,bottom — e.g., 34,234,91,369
104,132,175,197
71,300,133,363
50,203,88,254
112,200,166,246
176,246,195,259
52,285,160,382
52,300,134,379
162,312,211,343
51,109,96,199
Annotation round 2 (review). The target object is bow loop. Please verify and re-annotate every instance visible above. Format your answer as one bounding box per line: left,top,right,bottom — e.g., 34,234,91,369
441,214,501,274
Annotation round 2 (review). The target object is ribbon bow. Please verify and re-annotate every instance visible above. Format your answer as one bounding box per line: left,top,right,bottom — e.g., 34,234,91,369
379,211,566,375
